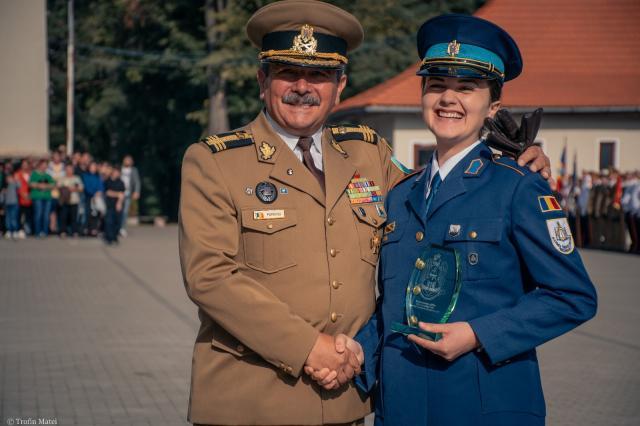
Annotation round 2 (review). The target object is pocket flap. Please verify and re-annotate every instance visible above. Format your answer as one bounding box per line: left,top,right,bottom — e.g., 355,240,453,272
443,218,502,242
351,202,387,228
241,208,297,234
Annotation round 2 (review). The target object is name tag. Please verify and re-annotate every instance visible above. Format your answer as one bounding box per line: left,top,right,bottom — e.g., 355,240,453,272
253,209,285,220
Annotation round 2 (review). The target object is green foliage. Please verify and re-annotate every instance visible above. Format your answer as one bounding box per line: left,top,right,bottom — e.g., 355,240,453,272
47,0,483,220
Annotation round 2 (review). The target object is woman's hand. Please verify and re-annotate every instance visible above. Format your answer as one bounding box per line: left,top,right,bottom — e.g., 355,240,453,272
407,321,480,362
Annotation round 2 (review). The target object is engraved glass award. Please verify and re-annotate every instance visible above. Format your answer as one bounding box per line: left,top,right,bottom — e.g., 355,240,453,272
391,244,462,341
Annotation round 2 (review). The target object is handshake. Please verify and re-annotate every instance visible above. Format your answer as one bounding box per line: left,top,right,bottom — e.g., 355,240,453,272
303,333,364,390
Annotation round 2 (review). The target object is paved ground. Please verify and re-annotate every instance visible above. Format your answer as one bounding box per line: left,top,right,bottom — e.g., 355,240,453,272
0,226,638,425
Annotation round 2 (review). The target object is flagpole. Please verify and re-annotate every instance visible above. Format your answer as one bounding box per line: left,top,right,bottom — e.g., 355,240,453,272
66,0,75,157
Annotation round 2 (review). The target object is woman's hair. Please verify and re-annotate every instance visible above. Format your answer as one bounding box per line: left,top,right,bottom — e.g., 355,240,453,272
488,79,502,103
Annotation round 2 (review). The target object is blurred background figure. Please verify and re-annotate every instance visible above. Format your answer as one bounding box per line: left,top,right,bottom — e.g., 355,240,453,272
15,159,33,238
103,166,125,245
57,163,83,237
119,154,140,238
29,159,55,238
2,163,20,239
81,161,104,237
47,151,65,234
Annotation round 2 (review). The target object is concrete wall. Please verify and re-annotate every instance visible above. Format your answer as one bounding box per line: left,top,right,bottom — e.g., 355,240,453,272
0,0,49,157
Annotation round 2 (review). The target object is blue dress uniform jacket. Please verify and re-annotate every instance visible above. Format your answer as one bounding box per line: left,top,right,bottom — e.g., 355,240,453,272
355,143,597,426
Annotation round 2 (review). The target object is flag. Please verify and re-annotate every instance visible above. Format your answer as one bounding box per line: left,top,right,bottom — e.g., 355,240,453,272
572,150,578,192
557,141,567,192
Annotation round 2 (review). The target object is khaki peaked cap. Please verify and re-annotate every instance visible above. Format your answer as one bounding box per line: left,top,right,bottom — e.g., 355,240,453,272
246,0,364,68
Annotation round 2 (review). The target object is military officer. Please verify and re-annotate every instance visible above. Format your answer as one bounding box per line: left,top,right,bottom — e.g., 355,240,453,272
179,1,550,425
349,14,598,426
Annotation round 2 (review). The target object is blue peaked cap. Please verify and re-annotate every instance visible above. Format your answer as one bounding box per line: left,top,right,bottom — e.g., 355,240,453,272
416,14,523,82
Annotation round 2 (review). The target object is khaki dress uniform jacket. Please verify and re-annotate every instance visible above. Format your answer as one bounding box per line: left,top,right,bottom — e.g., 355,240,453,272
179,112,406,425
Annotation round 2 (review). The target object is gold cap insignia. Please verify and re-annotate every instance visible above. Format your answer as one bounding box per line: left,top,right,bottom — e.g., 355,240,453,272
292,24,318,55
447,39,461,57
259,141,276,160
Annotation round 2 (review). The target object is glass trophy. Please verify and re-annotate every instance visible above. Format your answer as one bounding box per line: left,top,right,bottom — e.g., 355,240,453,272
391,244,462,341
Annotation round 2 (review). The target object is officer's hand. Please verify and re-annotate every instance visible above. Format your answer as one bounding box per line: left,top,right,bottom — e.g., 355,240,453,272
305,333,359,388
407,322,480,362
304,334,362,390
518,145,551,181
303,366,340,390
335,333,364,370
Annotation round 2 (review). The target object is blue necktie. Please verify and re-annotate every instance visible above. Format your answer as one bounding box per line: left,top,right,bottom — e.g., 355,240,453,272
425,172,442,216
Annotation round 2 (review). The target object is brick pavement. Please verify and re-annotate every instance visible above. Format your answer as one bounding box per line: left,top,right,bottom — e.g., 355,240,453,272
1,227,638,425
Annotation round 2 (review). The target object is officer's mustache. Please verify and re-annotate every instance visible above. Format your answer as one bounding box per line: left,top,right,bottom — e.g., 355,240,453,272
282,93,321,106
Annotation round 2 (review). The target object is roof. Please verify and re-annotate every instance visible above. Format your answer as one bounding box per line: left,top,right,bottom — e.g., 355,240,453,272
335,0,640,113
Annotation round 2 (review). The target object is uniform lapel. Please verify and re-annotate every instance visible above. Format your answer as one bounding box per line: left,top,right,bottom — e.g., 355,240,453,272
425,143,490,220
323,128,356,214
407,164,431,229
250,112,325,206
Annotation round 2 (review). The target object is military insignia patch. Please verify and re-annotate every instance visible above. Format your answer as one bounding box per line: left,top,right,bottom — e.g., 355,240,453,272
464,158,484,175
447,39,461,57
345,174,383,204
546,218,574,254
259,141,276,160
375,203,387,218
292,24,318,55
255,181,278,204
384,221,396,234
448,224,461,237
539,195,562,213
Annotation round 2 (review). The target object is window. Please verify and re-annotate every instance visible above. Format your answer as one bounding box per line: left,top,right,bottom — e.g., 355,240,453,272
413,144,436,169
599,141,616,170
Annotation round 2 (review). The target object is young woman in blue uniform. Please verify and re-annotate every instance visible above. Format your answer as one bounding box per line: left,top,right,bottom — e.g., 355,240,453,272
351,14,598,426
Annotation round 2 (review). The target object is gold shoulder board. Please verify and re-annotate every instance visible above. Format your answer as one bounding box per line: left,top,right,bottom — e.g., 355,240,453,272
328,124,380,144
200,130,254,153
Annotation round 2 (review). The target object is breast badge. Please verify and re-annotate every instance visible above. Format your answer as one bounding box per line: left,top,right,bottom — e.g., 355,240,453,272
256,181,278,204
253,209,285,220
346,174,383,204
546,218,574,254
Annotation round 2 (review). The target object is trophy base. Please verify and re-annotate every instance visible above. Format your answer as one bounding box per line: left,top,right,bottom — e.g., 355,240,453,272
390,322,442,342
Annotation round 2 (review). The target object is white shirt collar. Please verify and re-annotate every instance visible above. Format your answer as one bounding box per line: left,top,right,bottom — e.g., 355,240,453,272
430,140,482,183
265,111,323,155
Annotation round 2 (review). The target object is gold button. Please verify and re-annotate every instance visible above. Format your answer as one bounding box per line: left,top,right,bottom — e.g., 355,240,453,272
469,231,478,239
267,224,274,229
236,344,245,353
330,312,338,322
416,231,424,241
330,248,337,257
327,217,335,225
415,258,426,270
412,286,421,295
332,280,340,289
286,366,293,374
409,315,418,326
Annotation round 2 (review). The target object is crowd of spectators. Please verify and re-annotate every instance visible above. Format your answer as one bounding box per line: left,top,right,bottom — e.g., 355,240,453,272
555,169,640,254
0,146,140,245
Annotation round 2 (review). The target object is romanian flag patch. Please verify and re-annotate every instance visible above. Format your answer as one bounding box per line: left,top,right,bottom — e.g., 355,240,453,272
538,195,562,213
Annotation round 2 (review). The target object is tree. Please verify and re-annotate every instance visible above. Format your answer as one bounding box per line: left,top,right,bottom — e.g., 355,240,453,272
47,0,484,219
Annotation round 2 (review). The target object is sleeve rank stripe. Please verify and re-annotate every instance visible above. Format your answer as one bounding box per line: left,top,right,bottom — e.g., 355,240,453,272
200,131,253,153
